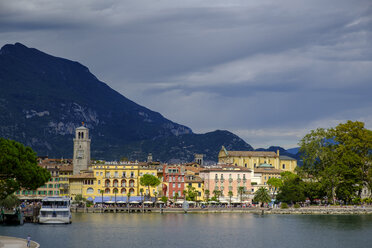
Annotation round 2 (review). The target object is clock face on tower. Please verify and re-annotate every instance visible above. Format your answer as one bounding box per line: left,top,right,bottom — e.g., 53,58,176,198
77,149,84,159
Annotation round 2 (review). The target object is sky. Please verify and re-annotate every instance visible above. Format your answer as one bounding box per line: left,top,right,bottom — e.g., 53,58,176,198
0,0,371,149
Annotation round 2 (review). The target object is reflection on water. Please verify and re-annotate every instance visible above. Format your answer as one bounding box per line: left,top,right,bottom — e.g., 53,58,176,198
1,213,372,248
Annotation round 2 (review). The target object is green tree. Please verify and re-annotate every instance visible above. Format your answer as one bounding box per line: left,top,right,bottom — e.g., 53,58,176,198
185,185,197,201
303,181,326,204
161,196,168,204
73,194,86,206
205,190,210,201
0,138,51,200
238,187,245,202
267,177,283,197
0,194,20,209
276,175,306,204
140,188,144,202
299,121,372,203
140,174,161,197
213,190,221,202
253,187,271,207
228,190,233,206
174,192,179,203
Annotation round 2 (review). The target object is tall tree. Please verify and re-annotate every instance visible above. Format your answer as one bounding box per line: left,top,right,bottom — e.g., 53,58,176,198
253,187,271,207
205,190,210,201
140,174,161,197
299,121,372,203
0,138,50,200
228,190,233,206
267,177,282,197
238,187,245,203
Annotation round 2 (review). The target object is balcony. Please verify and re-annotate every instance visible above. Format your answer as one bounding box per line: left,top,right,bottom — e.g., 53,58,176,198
237,178,241,183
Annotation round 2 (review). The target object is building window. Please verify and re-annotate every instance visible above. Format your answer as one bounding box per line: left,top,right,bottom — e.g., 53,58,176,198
98,180,101,185
96,172,99,176
178,183,181,188
282,164,285,169
130,172,134,178
115,172,118,178
169,177,172,182
198,183,201,188
87,188,94,194
254,163,256,168
245,163,247,168
173,183,176,188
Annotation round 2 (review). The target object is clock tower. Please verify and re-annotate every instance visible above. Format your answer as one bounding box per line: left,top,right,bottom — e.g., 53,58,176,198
73,125,91,175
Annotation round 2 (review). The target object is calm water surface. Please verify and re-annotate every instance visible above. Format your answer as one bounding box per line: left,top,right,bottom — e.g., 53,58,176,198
1,213,372,248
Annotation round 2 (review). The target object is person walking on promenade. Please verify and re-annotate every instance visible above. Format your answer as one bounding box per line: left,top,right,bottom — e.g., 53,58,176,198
27,235,31,247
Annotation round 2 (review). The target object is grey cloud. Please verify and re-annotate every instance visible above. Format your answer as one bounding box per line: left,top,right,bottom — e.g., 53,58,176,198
0,0,371,149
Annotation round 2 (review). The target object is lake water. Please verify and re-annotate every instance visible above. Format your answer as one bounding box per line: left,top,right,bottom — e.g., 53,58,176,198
1,213,372,248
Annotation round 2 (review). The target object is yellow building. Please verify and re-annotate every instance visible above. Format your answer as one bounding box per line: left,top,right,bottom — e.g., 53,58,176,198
59,165,73,196
69,162,160,202
252,164,283,195
185,174,204,201
218,146,297,172
69,172,95,200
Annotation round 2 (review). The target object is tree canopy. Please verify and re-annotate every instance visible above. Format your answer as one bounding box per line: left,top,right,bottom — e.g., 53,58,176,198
139,174,160,197
0,138,50,200
298,121,372,203
253,187,271,207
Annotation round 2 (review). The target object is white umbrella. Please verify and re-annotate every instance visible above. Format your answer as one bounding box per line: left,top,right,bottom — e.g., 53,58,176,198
187,201,196,204
220,200,229,204
117,201,126,204
156,201,165,204
130,201,139,204
175,200,184,204
209,201,217,204
143,201,153,204
105,201,114,203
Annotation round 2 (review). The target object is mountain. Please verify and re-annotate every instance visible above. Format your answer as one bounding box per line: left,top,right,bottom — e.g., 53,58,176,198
286,147,300,155
255,146,300,160
0,42,253,162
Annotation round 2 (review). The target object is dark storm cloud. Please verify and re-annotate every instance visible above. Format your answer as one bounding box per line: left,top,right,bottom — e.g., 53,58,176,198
0,0,371,148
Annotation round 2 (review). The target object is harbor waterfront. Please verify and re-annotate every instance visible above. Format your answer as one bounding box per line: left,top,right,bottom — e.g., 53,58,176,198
1,213,372,248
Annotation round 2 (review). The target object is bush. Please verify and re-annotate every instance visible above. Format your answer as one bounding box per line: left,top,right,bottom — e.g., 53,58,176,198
280,203,288,209
352,197,361,205
294,203,300,208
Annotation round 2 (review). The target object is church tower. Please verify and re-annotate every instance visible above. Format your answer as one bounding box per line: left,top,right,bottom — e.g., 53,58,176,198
73,125,91,175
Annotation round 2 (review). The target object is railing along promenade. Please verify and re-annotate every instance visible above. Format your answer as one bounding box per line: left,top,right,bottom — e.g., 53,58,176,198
71,205,372,214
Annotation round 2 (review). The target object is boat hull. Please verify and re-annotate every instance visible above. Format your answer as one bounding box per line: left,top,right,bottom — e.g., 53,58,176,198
39,216,71,224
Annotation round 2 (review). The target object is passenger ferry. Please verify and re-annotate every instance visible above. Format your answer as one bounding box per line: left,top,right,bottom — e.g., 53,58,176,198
38,196,71,224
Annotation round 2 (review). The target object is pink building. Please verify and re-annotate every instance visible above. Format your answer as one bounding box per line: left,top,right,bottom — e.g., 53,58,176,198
200,165,252,202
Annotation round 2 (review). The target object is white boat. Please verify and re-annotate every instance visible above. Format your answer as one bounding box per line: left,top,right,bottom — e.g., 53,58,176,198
38,196,72,224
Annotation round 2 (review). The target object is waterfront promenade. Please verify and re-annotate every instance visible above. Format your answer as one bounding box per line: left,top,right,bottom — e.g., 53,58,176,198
0,236,39,248
71,205,372,215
